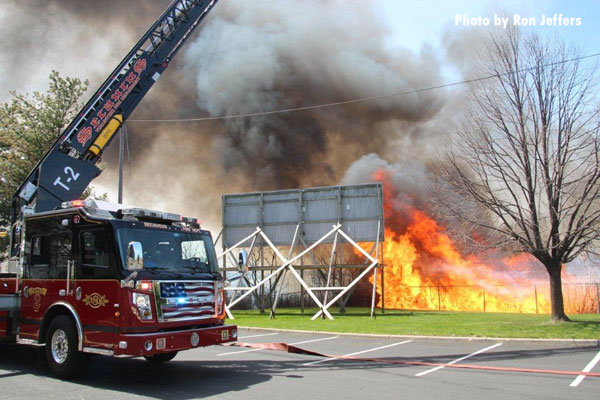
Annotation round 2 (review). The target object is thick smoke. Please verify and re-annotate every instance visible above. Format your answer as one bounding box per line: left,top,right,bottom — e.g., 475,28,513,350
182,0,448,189
1,0,458,230
342,153,432,208
0,0,163,101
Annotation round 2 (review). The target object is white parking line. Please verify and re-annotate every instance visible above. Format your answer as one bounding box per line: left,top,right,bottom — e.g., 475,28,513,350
302,340,413,366
570,350,600,387
238,332,279,340
415,343,503,377
217,336,338,356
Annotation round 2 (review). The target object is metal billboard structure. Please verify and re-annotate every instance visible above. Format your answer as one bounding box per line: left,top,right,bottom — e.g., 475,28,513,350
215,183,385,320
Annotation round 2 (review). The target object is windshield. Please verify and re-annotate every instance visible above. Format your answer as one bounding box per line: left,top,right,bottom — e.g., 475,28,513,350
116,227,219,275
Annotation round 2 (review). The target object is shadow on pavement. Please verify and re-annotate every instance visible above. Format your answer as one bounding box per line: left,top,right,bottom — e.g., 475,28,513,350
0,344,273,399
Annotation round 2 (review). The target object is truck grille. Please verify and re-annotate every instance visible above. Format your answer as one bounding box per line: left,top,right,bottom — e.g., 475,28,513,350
155,281,215,322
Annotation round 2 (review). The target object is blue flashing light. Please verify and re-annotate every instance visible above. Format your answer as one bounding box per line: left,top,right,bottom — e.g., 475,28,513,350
177,297,186,304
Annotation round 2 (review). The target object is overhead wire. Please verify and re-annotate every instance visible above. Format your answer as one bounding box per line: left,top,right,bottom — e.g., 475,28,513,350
128,52,600,123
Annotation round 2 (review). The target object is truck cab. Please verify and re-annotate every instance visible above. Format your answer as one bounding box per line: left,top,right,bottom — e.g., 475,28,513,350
0,0,232,379
0,200,236,378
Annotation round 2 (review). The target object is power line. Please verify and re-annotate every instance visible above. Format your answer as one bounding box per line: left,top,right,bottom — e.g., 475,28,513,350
129,52,600,123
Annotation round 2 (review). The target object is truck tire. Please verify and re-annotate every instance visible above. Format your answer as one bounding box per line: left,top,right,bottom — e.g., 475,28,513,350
45,315,87,379
144,351,178,363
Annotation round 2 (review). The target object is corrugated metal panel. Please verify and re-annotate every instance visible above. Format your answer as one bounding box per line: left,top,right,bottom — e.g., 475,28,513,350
222,183,384,246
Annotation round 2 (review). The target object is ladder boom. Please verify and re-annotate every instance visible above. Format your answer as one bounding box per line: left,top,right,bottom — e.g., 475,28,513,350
11,0,219,226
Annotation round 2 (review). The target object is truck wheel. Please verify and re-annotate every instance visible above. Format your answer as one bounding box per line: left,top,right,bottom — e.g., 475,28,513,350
144,351,178,363
45,315,87,379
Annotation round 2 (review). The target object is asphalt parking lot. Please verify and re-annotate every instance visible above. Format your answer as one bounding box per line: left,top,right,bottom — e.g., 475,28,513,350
1,329,599,399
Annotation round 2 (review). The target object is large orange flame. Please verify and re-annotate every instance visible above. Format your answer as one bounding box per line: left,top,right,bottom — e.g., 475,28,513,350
369,170,598,314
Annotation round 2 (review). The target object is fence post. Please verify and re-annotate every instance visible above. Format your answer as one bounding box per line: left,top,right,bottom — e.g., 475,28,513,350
534,285,538,314
483,288,486,312
300,268,305,313
596,283,600,314
381,243,385,315
437,286,441,311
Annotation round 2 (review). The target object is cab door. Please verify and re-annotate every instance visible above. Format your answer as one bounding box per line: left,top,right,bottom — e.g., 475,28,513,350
72,226,121,350
20,215,74,340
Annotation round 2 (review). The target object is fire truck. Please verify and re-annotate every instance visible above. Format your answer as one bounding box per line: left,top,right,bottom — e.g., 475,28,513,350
0,0,237,378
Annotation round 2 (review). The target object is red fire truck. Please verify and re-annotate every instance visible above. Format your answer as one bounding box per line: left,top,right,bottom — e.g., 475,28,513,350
0,0,237,378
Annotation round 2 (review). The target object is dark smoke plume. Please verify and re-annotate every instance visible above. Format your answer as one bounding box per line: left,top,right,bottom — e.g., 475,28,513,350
1,0,456,229
0,0,163,100
181,0,449,189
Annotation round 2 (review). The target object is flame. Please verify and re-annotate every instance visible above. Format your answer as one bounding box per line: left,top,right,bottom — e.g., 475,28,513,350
367,170,598,314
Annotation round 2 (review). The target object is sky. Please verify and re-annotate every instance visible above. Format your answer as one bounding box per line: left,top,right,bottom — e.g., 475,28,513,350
381,0,599,50
379,0,600,81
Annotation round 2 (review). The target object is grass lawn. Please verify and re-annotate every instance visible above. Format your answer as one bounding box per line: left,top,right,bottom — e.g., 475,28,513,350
228,307,600,339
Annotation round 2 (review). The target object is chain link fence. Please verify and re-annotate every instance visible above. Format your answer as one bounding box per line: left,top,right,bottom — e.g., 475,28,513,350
380,282,600,314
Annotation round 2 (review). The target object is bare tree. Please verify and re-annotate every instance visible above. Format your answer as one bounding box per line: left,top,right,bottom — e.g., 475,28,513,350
437,28,600,322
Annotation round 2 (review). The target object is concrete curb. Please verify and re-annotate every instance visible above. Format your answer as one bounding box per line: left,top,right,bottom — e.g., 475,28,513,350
237,325,600,346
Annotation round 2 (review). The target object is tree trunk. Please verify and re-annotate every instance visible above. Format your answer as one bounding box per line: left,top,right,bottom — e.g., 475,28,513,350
545,262,570,322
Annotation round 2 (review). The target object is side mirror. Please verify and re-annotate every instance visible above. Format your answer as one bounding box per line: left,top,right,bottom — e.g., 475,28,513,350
238,250,247,267
127,241,144,271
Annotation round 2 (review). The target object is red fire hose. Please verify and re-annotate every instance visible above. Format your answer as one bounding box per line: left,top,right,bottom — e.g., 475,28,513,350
224,341,600,378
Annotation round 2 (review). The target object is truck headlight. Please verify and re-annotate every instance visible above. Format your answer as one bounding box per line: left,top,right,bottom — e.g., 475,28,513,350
216,290,224,315
215,282,224,316
133,293,153,320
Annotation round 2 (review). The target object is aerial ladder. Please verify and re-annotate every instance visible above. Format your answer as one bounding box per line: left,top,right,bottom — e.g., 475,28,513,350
10,0,219,245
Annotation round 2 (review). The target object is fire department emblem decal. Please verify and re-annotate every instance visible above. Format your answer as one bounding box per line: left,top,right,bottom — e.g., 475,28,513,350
27,287,47,312
77,127,92,146
83,293,109,309
33,294,42,312
134,58,147,74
